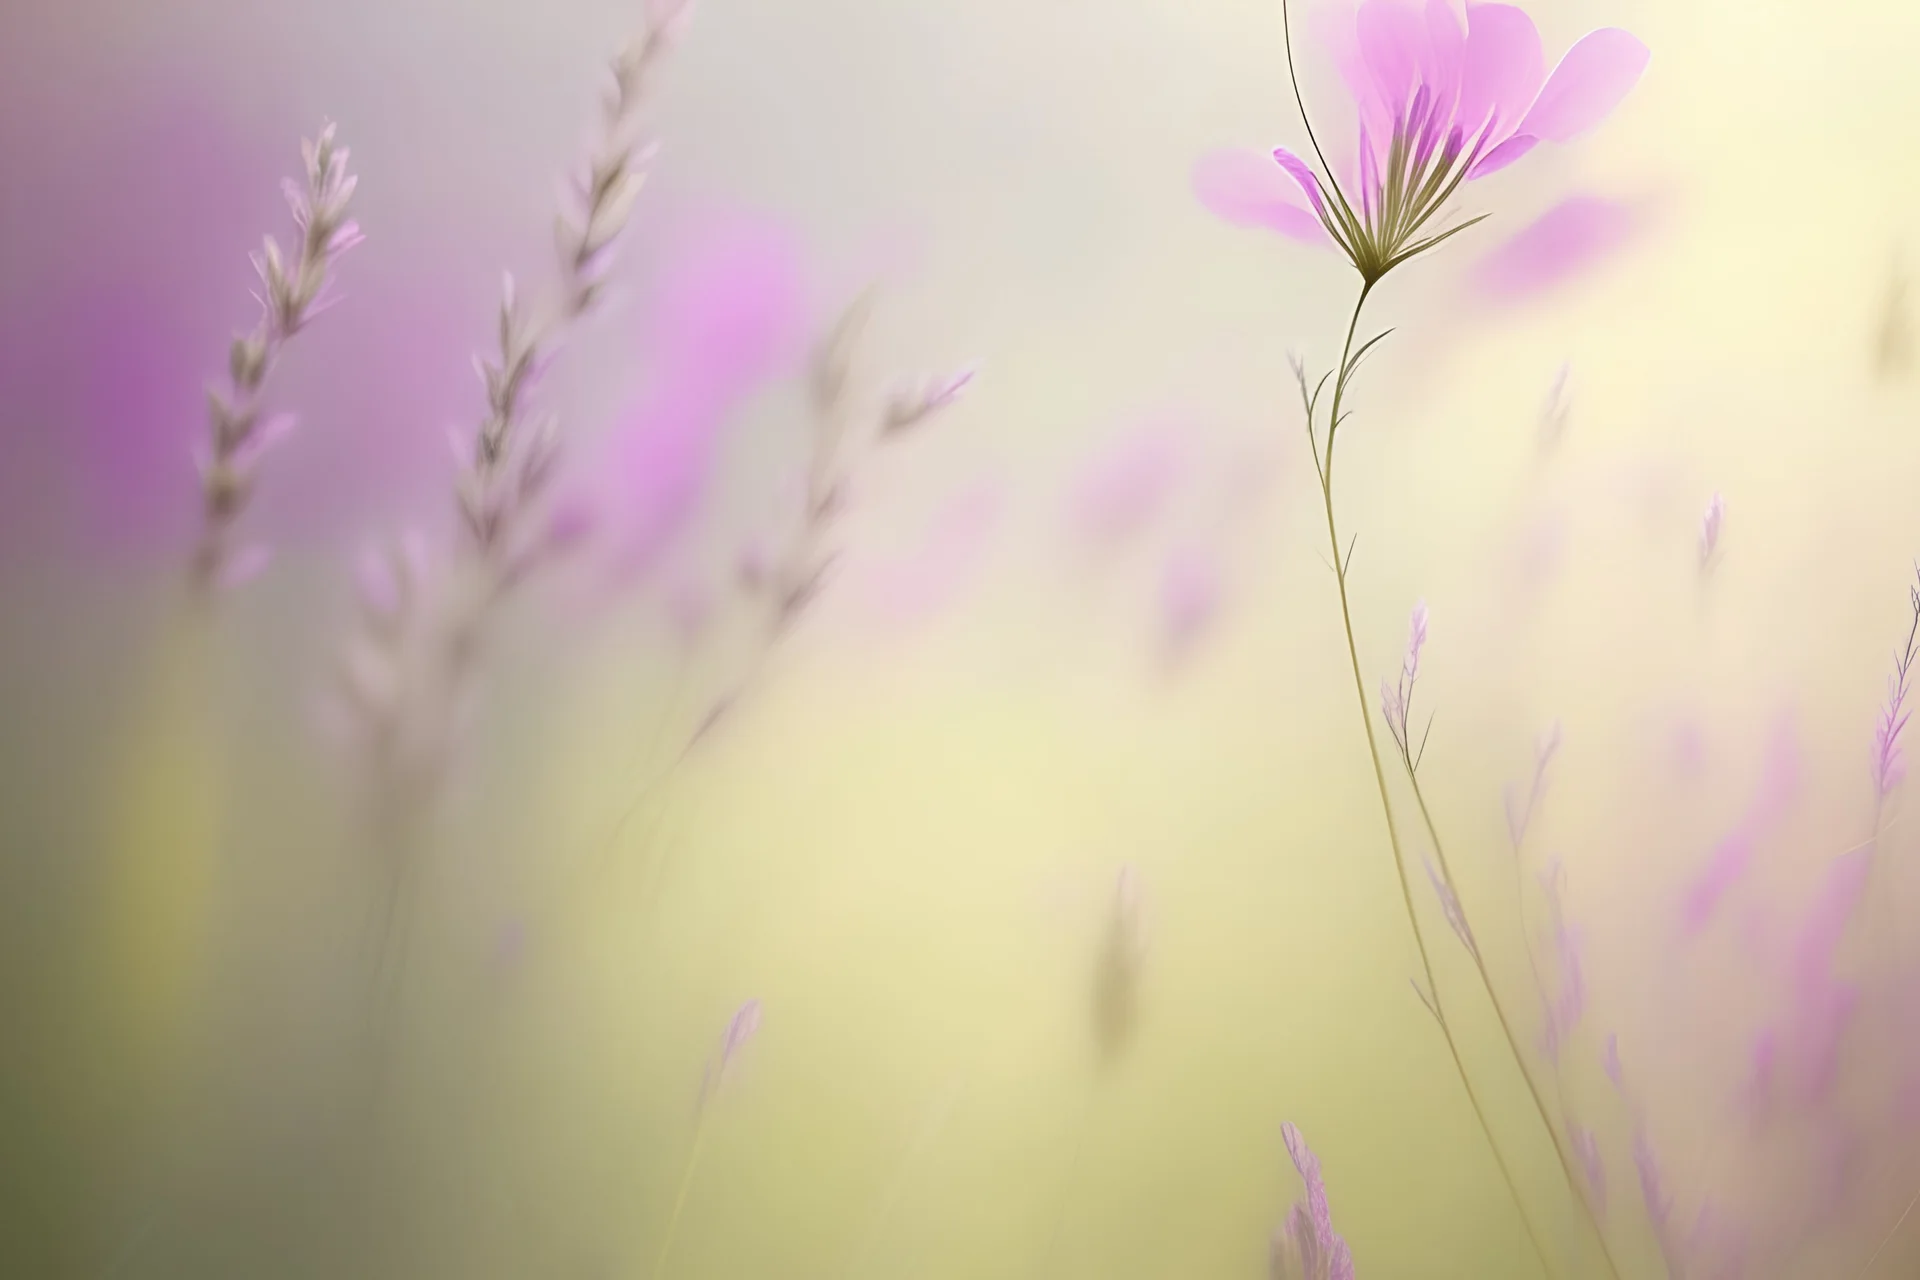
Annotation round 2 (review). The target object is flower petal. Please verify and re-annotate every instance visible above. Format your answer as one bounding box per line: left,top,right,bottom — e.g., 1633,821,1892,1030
1421,0,1467,124
1466,131,1537,178
1270,147,1331,219
1456,4,1545,141
1518,28,1650,142
1356,0,1427,114
1192,149,1328,244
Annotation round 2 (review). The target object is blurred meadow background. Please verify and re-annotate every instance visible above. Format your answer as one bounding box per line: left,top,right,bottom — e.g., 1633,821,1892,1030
6,0,1920,1276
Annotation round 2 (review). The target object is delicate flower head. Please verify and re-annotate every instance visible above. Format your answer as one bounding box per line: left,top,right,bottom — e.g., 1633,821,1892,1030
1381,599,1430,758
1405,599,1428,676
1200,2,1648,285
1272,1123,1356,1280
1425,856,1478,960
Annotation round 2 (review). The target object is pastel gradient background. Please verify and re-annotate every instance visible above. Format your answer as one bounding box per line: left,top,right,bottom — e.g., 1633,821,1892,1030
6,0,1920,1277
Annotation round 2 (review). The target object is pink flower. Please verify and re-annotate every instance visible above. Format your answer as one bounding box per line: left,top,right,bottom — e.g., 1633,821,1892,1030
1197,1,1648,284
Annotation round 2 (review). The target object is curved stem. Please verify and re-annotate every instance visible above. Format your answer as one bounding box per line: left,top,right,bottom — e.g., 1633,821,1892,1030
1315,283,1556,1279
1405,773,1625,1280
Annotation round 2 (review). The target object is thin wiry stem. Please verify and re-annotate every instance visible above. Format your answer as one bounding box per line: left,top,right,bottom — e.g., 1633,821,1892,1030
1402,770,1625,1280
1311,282,1557,1280
1279,0,1362,250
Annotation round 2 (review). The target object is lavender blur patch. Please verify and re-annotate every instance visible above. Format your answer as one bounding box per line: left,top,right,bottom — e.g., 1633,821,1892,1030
1155,546,1224,671
587,216,808,587
14,91,277,557
1470,194,1651,304
1679,712,1800,938
1066,420,1191,562
856,477,1004,632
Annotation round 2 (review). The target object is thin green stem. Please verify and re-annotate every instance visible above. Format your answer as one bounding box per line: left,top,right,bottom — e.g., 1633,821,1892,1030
1315,282,1555,1279
1404,773,1624,1280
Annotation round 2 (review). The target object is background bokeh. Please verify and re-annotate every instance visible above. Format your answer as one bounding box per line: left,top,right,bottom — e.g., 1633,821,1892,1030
6,0,1920,1276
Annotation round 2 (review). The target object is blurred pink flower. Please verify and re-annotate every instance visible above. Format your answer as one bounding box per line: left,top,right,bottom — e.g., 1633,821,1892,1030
1068,422,1189,558
587,218,808,584
11,93,278,557
1471,194,1649,303
1157,546,1224,667
1198,1,1648,284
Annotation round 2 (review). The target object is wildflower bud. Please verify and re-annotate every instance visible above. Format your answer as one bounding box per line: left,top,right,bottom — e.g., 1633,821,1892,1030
1404,600,1429,682
207,386,247,450
1427,858,1478,960
582,172,644,257
325,220,364,258
229,413,295,474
